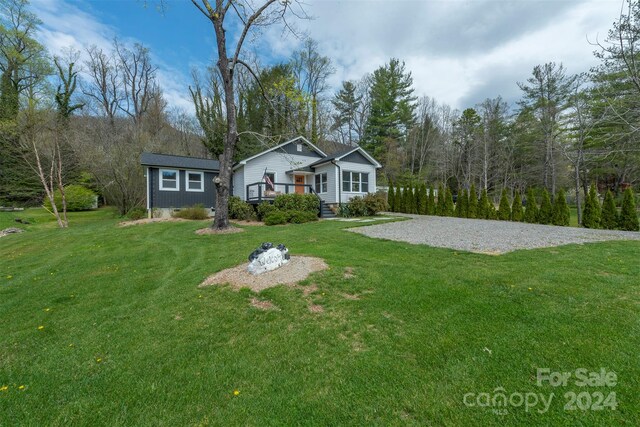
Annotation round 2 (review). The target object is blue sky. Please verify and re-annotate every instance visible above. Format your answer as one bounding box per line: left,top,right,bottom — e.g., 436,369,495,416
32,0,624,114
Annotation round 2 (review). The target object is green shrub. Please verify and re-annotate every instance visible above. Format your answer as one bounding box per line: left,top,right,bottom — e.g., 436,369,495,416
288,210,318,224
418,184,428,214
229,196,255,220
497,189,511,221
538,189,553,224
619,188,639,231
394,183,402,213
600,190,618,229
346,196,369,217
337,203,352,218
256,202,277,221
487,203,498,220
427,186,435,215
442,187,454,217
363,192,388,215
126,206,147,220
455,189,466,218
582,184,601,229
477,188,490,219
273,193,319,215
264,209,288,225
172,205,209,220
414,184,422,214
523,188,538,223
436,184,446,216
43,184,97,212
387,183,396,212
467,184,477,219
552,189,570,226
511,192,523,222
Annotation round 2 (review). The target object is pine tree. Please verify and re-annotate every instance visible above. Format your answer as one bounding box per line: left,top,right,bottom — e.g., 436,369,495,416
582,184,601,228
538,189,553,224
443,187,455,216
511,192,523,221
552,189,570,226
600,190,618,230
388,182,395,212
427,186,435,215
497,189,511,220
524,188,538,223
619,187,639,231
467,184,478,219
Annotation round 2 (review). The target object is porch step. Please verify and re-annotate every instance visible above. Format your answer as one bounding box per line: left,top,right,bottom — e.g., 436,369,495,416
320,201,336,218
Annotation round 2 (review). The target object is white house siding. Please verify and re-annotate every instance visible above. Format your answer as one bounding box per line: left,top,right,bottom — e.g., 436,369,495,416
312,163,336,203
243,151,316,199
233,167,245,200
336,160,377,204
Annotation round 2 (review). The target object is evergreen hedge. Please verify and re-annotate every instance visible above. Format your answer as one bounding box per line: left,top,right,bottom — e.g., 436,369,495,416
552,189,570,226
427,187,435,215
443,187,455,216
538,189,553,224
582,184,601,229
600,190,618,230
511,192,523,222
387,182,395,212
523,188,538,223
619,187,639,231
497,189,511,221
478,188,490,219
467,184,477,219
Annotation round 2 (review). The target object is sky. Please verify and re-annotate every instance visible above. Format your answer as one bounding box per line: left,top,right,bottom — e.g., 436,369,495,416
30,0,625,114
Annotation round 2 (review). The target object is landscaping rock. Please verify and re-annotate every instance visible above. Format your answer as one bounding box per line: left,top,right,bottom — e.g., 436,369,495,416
0,227,25,237
247,242,290,275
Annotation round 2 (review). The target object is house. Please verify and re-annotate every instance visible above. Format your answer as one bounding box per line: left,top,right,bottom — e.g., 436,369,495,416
141,136,381,218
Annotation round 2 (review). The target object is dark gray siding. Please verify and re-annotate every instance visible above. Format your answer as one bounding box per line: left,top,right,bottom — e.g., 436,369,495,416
149,168,217,209
341,150,371,165
278,141,323,158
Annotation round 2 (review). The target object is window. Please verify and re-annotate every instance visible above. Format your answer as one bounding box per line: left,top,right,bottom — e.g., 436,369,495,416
342,171,369,193
296,143,303,152
186,171,204,192
315,173,327,193
160,169,179,191
264,172,276,191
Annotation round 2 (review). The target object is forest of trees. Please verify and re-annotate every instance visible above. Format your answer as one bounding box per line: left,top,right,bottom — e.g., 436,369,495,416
1,0,640,226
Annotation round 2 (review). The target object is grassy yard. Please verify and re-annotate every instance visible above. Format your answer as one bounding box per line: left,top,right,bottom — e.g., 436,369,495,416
1,209,639,426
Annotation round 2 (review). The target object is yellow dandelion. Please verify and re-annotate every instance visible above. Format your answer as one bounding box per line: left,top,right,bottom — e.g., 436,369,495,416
69,343,74,347
37,325,44,330
233,390,240,396
96,358,102,363
44,308,50,312
0,385,8,392
18,385,25,390
198,295,202,298
6,275,12,279
528,287,532,291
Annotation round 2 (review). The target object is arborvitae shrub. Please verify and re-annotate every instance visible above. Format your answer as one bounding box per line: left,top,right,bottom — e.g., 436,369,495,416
414,183,422,214
538,189,553,224
388,182,395,212
409,184,417,214
552,189,570,226
523,188,538,223
468,184,478,219
619,187,639,231
497,189,511,220
427,187,435,215
419,184,428,214
443,187,455,216
394,183,402,213
600,190,618,230
456,189,468,218
478,188,490,219
487,202,498,220
582,184,601,229
511,192,523,222
436,184,446,216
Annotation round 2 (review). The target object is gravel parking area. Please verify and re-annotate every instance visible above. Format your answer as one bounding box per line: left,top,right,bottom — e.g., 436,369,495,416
347,214,640,254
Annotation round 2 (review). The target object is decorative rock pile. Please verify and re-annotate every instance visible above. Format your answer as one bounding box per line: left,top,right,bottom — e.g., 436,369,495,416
247,242,290,275
0,227,24,238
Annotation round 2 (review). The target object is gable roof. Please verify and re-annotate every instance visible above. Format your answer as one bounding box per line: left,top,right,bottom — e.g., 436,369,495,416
140,152,220,171
309,146,382,168
234,136,326,169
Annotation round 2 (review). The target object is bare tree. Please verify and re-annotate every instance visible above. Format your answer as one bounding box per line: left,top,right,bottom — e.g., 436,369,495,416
83,45,122,124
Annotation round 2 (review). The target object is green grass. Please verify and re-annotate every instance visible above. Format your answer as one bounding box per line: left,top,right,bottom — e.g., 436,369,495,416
1,209,639,426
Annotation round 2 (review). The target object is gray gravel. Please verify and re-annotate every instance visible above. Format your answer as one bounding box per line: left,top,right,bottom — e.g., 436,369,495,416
347,214,640,254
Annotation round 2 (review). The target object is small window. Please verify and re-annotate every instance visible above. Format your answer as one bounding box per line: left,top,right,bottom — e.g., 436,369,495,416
263,172,276,191
296,144,302,152
342,171,369,193
160,169,179,191
315,173,327,193
186,171,204,192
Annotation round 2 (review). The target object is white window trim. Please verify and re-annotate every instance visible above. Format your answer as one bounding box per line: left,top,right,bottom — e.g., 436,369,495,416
186,170,205,193
342,171,369,193
159,169,180,192
315,172,328,194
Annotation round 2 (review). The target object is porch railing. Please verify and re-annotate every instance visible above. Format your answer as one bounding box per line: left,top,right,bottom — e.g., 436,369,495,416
245,181,326,217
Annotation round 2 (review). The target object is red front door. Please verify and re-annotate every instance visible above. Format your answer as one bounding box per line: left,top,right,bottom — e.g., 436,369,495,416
294,175,305,194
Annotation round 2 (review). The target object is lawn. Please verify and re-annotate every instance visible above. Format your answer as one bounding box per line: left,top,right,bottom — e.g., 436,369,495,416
1,209,639,426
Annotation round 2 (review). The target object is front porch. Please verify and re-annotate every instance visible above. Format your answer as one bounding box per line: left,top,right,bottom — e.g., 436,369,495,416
245,181,317,204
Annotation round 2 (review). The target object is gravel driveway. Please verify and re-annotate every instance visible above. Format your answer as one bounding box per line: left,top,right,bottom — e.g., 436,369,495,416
347,214,640,254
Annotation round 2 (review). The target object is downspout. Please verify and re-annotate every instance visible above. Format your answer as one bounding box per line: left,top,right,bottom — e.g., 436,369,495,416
332,160,342,207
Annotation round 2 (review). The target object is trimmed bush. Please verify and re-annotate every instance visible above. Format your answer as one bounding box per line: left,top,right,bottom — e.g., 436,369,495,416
264,209,288,225
497,189,511,221
229,196,255,220
288,210,318,224
388,183,396,212
126,206,147,220
345,196,369,217
523,188,538,223
600,190,618,230
427,186,435,215
256,202,277,221
43,184,97,212
552,189,570,226
619,187,639,231
511,192,523,222
273,193,319,214
172,204,209,220
467,184,478,219
582,184,601,229
538,189,553,224
363,192,388,215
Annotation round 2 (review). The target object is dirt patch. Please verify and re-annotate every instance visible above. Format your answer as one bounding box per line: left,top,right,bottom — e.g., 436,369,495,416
292,283,318,296
308,303,324,313
195,226,244,235
250,298,280,311
199,256,329,292
341,293,360,300
343,267,355,279
232,220,265,226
